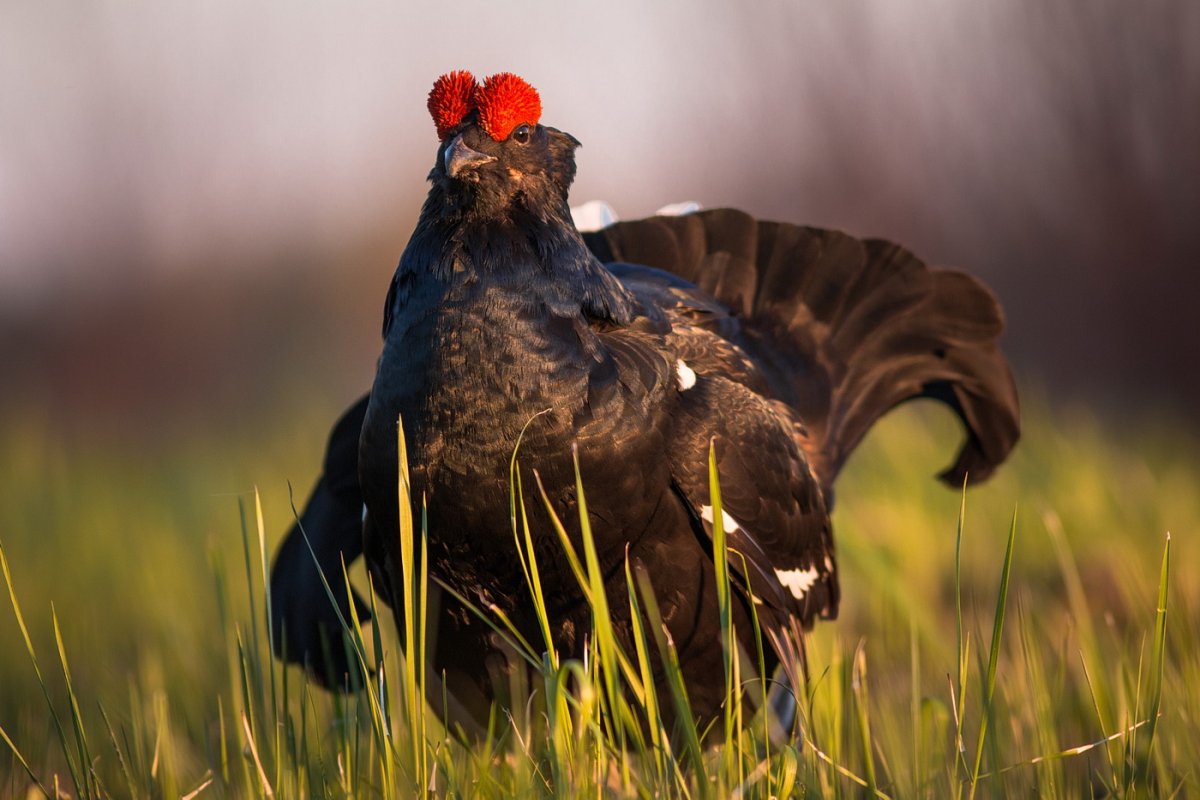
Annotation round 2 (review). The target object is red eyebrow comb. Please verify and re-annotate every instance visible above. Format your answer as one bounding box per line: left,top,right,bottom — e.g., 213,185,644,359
428,70,479,141
475,72,542,141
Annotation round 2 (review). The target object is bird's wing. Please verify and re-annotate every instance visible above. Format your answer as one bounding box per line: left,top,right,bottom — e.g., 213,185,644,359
606,262,764,389
613,263,840,629
607,267,838,701
666,368,839,700
666,372,840,631
585,209,1020,493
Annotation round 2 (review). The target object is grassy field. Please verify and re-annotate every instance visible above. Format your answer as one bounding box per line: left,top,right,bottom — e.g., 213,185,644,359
0,390,1196,798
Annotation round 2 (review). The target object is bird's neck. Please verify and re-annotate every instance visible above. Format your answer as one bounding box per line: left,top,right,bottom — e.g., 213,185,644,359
403,189,636,325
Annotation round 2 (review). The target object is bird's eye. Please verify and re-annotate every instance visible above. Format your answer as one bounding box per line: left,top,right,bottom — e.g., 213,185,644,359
511,125,531,144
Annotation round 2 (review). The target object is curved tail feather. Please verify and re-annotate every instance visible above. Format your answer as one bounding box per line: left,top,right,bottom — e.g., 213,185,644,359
584,208,1020,491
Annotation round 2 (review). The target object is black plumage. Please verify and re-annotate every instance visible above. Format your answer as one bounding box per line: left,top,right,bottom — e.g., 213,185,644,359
270,75,1020,735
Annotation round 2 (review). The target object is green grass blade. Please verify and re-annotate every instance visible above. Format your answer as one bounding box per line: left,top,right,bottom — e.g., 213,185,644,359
707,441,739,782
533,463,646,702
396,413,425,797
1,540,84,796
428,576,539,669
417,498,431,791
953,476,969,784
774,744,798,799
237,497,265,712
508,410,558,666
285,493,372,678
1134,532,1170,796
852,642,879,797
569,444,628,768
0,721,49,798
634,566,705,800
909,617,922,795
730,550,772,760
624,556,672,787
341,560,396,791
531,471,590,606
968,507,1018,800
978,716,1154,780
283,485,398,796
51,605,97,798
252,487,283,793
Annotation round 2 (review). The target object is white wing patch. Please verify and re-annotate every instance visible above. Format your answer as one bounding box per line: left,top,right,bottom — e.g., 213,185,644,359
676,360,697,391
699,504,740,533
775,566,820,599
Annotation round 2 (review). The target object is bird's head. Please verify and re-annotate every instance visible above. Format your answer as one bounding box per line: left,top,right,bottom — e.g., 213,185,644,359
426,71,581,221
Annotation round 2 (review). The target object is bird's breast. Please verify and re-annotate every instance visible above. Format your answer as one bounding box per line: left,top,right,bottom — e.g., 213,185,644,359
366,290,596,508
361,279,678,608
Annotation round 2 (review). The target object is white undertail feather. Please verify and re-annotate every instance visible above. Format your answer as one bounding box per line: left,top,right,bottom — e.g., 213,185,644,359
775,566,819,599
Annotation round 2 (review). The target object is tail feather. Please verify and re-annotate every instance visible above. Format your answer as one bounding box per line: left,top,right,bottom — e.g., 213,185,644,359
585,208,1020,492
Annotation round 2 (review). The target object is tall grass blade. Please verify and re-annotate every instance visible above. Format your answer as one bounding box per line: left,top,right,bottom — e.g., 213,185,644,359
252,488,282,793
0,541,84,797
417,498,431,788
0,723,48,798
396,414,426,795
237,498,265,713
570,444,630,772
1134,532,1170,796
852,642,879,797
624,558,666,777
968,507,1018,800
532,460,646,700
730,550,772,756
241,709,275,798
978,716,1153,779
774,744,798,799
633,566,704,800
952,476,969,785
51,606,97,798
706,441,739,782
181,773,215,800
427,577,539,670
508,410,558,667
1015,599,1061,796
909,618,922,795
285,493,372,680
341,560,396,793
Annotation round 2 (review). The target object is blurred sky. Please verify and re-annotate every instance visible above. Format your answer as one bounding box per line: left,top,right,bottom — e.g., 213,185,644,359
2,1,1198,431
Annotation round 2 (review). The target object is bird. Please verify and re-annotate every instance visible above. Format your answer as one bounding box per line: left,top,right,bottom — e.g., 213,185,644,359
269,70,1020,737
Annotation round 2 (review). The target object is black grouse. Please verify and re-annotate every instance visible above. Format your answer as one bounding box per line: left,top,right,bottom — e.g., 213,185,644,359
269,70,1020,735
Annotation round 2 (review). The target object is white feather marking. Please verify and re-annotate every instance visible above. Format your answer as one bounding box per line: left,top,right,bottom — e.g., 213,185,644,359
655,201,702,217
824,554,834,571
676,359,697,391
699,504,739,532
775,566,820,599
570,200,618,232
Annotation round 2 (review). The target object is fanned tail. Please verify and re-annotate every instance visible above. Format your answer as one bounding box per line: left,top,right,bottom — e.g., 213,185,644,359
584,208,1020,493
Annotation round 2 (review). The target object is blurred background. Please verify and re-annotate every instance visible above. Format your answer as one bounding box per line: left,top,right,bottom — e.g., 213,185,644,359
3,0,1198,443
3,5,1200,791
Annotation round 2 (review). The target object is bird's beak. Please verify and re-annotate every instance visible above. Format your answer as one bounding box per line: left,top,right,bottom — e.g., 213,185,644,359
444,133,496,178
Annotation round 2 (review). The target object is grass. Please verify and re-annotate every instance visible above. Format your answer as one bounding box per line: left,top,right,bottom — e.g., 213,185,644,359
0,390,1197,797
